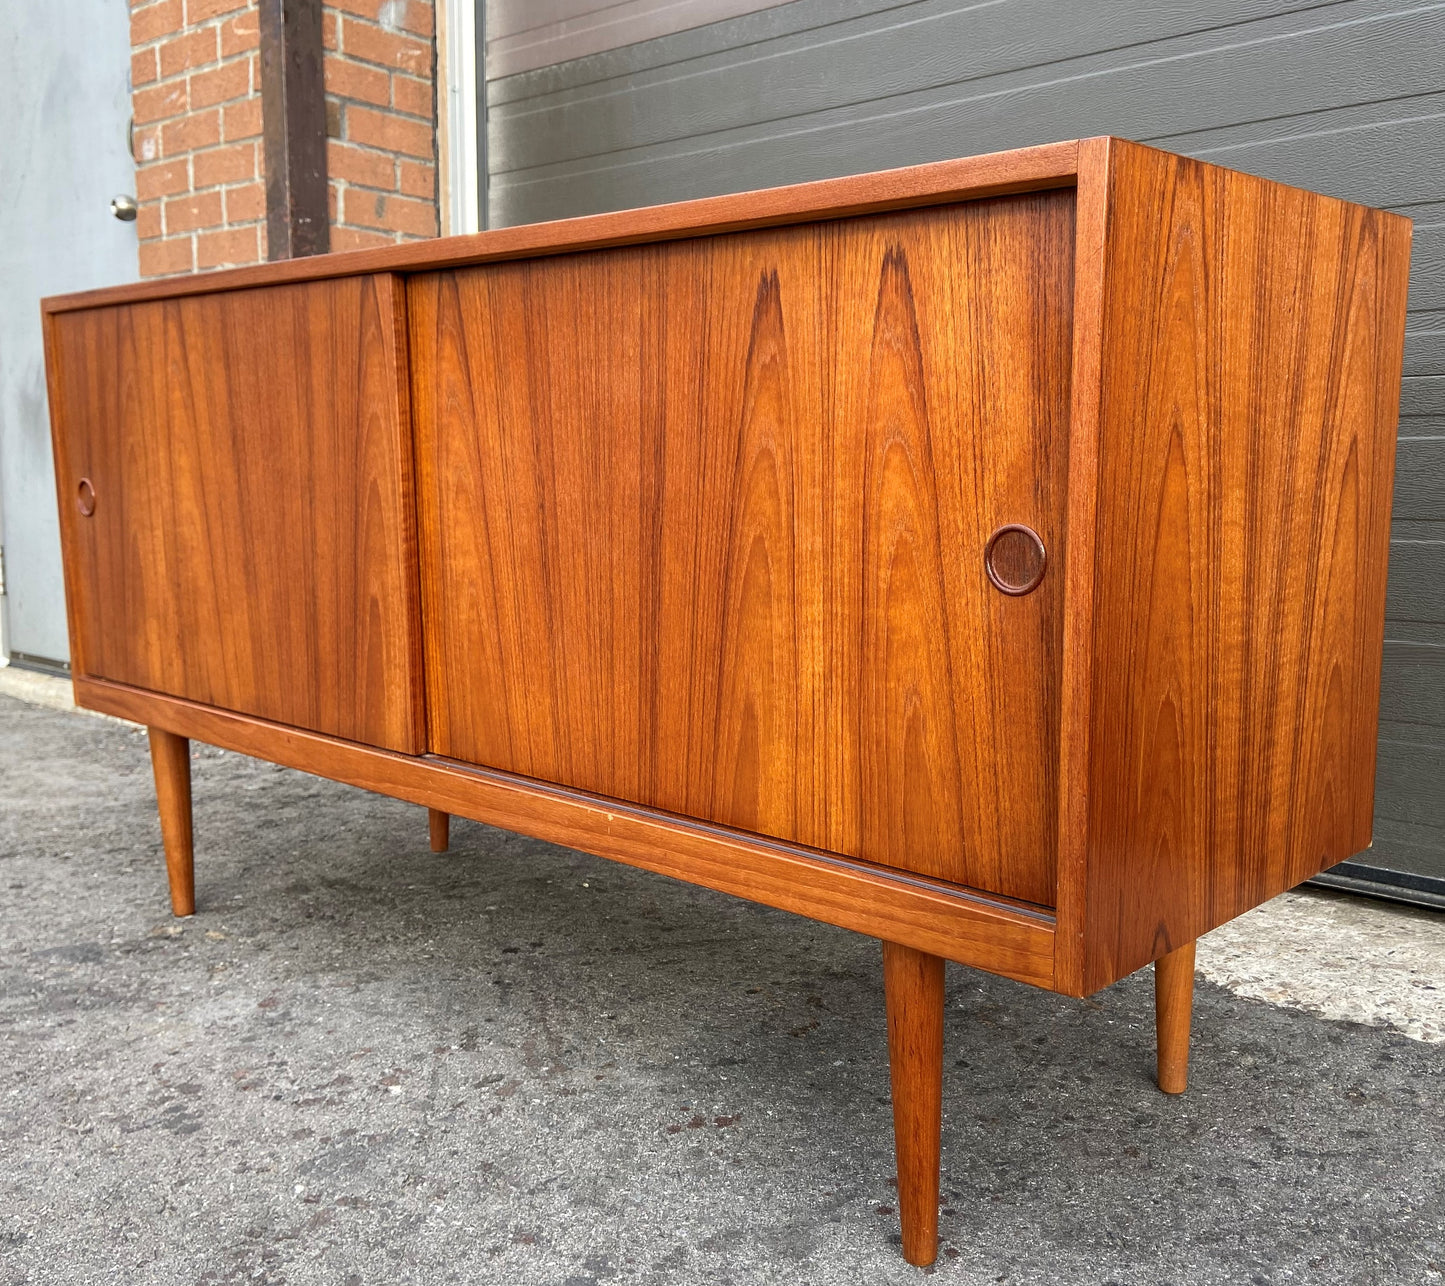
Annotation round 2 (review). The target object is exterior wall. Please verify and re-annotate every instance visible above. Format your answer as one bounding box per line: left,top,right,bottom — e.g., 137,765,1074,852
129,0,437,277
325,0,438,250
486,0,1444,882
484,0,790,77
130,0,265,276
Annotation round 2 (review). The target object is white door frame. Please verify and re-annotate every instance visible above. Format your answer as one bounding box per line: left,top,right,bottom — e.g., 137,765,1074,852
437,0,484,235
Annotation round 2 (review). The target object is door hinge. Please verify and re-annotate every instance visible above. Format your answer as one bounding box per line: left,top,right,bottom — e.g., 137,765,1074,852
0,545,6,597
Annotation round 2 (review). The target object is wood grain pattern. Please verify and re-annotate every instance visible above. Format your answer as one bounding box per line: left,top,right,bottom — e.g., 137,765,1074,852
148,727,195,917
76,676,1058,988
882,940,944,1268
40,309,89,676
47,275,424,753
44,140,1411,1007
1078,141,1412,991
43,141,1080,313
410,193,1075,904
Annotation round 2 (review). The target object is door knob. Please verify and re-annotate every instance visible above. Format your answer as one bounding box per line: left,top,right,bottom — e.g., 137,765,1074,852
110,194,138,222
76,478,96,517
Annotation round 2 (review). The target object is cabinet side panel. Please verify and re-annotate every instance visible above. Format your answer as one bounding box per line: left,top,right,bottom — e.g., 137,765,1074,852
411,193,1075,903
1083,143,1411,991
47,276,425,752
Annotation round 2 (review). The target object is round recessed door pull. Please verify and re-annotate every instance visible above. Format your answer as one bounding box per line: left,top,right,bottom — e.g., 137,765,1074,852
76,478,96,517
985,523,1045,596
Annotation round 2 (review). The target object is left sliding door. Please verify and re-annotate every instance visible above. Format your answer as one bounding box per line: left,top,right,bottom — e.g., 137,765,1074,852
44,275,425,753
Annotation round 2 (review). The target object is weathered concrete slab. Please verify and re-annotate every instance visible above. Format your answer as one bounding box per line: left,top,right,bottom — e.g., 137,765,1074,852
1,694,1441,1284
1200,889,1445,1044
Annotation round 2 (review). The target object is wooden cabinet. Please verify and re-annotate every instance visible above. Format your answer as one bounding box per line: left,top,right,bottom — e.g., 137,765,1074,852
42,139,1410,1267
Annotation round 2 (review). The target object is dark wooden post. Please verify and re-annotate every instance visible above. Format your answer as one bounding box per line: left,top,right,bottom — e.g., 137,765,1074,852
259,0,329,259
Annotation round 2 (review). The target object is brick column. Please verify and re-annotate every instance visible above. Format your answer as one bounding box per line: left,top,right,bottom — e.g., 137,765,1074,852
129,0,438,278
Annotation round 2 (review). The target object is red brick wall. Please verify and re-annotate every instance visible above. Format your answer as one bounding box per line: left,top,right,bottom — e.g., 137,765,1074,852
130,0,438,278
130,0,265,276
325,1,438,251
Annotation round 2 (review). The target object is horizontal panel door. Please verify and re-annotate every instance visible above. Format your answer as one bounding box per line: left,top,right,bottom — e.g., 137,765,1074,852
411,193,1073,903
47,275,424,752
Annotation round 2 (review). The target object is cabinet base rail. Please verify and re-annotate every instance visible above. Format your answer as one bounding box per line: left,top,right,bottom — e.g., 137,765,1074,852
77,677,1058,988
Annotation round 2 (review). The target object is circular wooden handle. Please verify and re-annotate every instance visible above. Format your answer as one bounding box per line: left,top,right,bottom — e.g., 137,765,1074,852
985,524,1045,596
76,478,96,517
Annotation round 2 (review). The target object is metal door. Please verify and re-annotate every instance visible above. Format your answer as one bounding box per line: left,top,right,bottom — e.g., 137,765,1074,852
0,0,138,669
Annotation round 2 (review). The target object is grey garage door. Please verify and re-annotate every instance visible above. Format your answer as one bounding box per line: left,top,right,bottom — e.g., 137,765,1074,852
482,0,1445,892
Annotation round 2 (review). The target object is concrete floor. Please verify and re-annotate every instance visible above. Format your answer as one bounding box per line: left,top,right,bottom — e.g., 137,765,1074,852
1,690,1442,1286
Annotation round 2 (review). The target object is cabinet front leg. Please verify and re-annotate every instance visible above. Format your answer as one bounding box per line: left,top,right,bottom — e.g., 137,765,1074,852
882,940,944,1267
147,727,195,917
428,808,450,853
1154,940,1196,1095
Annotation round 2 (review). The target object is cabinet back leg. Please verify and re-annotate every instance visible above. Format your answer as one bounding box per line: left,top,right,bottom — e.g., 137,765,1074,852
882,940,944,1267
147,727,195,917
1154,940,1196,1094
428,807,450,853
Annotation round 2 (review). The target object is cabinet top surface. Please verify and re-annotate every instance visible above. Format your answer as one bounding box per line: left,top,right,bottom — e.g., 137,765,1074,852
47,138,1087,315
44,135,1409,317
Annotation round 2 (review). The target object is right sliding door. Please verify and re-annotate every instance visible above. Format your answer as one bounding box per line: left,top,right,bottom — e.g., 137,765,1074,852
409,190,1075,907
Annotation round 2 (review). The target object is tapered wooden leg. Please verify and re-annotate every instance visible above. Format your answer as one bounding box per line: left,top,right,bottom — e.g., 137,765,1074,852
882,940,944,1267
428,807,450,853
1155,940,1196,1095
147,727,195,917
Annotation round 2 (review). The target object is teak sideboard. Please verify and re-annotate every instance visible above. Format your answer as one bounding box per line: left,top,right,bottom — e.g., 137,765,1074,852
42,138,1410,1267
